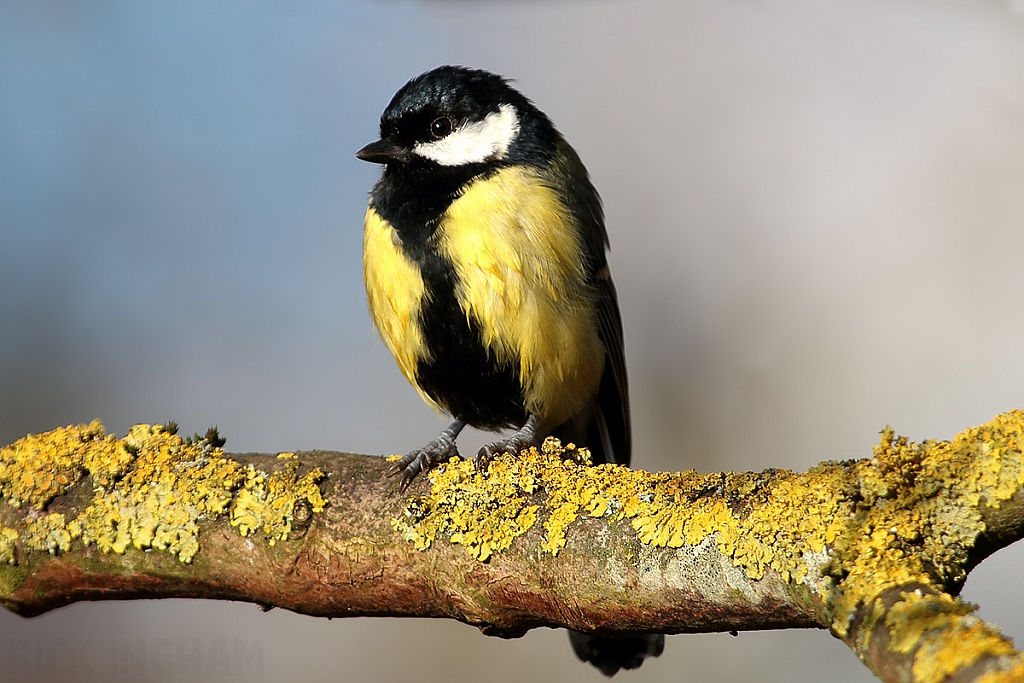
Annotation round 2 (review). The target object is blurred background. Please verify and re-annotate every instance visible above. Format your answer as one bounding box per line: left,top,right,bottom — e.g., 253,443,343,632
2,0,1023,681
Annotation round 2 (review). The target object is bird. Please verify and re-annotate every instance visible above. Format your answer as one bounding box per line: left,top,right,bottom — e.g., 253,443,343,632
356,65,663,676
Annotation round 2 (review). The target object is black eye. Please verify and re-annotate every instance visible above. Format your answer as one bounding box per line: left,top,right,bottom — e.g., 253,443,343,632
429,116,453,140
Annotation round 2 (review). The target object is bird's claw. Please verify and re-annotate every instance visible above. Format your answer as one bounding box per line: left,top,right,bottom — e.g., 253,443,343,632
475,434,532,473
388,433,460,493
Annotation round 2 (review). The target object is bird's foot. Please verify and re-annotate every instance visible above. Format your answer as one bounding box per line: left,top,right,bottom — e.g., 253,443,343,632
388,425,464,493
475,415,541,472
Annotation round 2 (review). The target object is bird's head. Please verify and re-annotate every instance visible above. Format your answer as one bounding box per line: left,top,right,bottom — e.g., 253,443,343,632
356,66,557,170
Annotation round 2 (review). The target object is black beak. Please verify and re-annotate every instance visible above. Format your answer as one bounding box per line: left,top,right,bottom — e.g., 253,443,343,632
356,139,411,164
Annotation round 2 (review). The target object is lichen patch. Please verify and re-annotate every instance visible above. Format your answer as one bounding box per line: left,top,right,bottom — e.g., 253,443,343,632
25,513,72,554
393,411,1024,642
0,527,17,565
0,420,131,509
231,458,328,544
0,422,327,564
885,591,1016,683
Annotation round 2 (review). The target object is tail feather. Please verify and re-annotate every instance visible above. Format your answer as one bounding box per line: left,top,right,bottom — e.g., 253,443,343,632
568,632,665,677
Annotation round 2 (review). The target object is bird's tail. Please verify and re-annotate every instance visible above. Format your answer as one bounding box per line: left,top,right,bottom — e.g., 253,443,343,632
568,632,665,677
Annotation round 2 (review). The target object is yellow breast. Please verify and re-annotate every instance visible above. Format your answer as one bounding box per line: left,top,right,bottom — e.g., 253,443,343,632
362,207,438,411
437,166,605,424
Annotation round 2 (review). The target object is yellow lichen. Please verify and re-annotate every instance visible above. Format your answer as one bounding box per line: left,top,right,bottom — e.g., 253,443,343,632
0,527,19,565
394,435,843,580
886,592,976,655
64,424,246,562
0,422,327,564
884,592,1017,683
392,451,544,561
394,411,1024,649
0,421,132,509
977,658,1024,683
230,458,327,544
25,513,72,554
914,620,1015,683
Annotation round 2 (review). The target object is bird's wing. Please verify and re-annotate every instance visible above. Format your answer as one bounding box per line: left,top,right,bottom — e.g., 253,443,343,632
594,271,631,465
544,140,631,466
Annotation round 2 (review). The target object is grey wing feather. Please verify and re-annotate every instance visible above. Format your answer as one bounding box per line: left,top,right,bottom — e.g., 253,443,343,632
546,140,631,466
594,273,631,466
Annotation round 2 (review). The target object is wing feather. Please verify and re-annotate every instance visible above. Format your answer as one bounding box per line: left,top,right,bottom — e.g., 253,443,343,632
544,140,631,466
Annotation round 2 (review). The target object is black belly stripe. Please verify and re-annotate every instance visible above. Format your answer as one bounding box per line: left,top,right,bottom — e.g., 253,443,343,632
370,163,527,430
414,250,526,430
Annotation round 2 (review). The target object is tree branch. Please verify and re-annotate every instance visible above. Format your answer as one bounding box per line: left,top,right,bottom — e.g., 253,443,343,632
2,413,1023,682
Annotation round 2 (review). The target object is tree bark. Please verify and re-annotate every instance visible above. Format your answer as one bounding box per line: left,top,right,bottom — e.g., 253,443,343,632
2,413,1023,683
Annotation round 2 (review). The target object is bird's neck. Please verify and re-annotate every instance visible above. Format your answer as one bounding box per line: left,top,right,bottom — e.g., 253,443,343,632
371,162,492,246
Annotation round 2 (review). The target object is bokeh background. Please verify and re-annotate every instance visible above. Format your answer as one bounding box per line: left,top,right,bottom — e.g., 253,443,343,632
2,1,1024,681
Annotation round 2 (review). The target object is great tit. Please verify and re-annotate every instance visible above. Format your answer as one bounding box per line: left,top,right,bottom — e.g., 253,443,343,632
357,66,663,675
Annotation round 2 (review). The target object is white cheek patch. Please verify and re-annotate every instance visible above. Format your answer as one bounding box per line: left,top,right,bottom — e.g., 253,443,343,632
413,104,520,166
